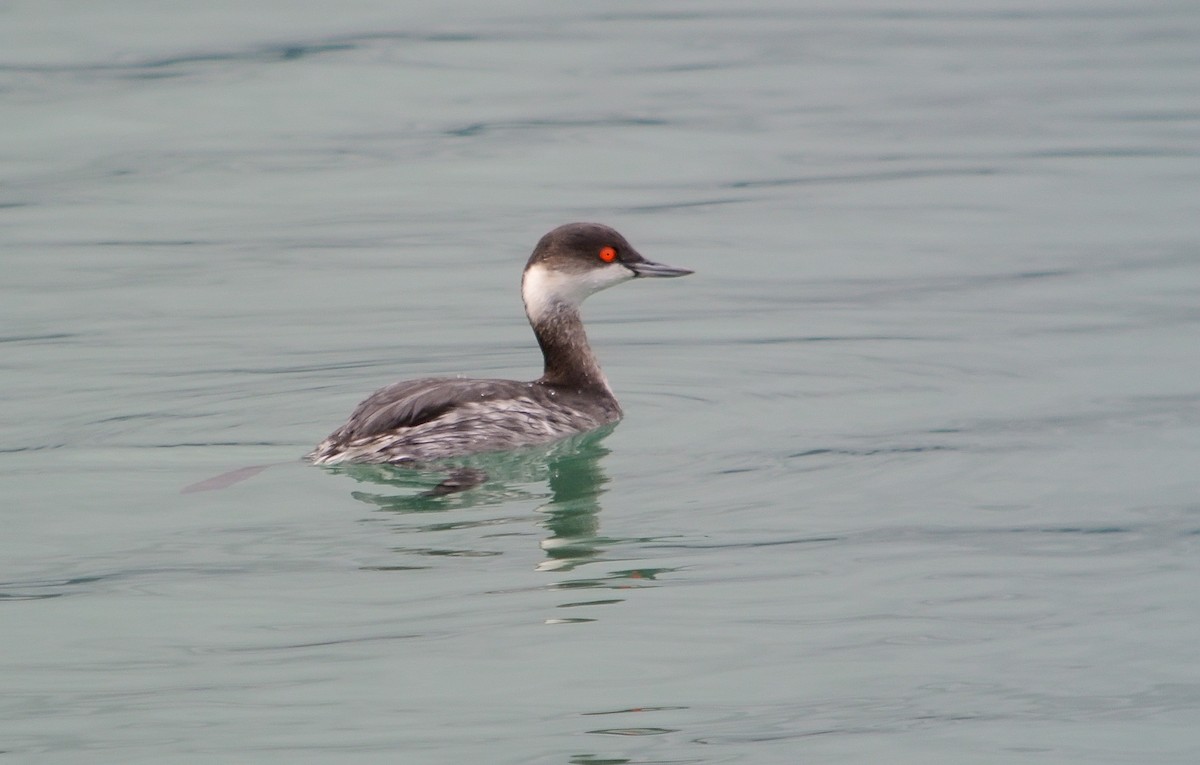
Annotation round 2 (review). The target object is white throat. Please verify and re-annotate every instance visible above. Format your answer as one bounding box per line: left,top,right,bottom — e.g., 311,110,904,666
521,262,633,324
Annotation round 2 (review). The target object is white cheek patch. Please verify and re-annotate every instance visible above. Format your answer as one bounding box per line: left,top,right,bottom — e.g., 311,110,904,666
522,262,632,322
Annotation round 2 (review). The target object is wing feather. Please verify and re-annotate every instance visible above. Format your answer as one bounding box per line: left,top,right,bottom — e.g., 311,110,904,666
331,377,530,441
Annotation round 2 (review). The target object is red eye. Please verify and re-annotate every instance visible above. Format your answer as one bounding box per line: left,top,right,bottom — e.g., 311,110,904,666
599,246,617,263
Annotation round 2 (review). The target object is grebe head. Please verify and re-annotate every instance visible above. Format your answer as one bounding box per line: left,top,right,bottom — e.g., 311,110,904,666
521,222,692,322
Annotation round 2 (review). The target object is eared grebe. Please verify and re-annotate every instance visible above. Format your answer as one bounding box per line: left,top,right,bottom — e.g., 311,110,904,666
307,223,692,465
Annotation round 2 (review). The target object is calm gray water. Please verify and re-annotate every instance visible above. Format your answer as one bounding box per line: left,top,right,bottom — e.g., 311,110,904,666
3,1,1199,762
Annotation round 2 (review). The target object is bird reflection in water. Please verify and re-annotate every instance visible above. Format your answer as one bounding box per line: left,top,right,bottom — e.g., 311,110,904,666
324,425,616,571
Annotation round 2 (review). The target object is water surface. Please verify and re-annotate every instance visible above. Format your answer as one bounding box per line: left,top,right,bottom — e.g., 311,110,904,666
3,1,1199,762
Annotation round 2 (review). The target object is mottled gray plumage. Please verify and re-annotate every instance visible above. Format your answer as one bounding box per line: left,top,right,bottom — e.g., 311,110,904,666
308,377,620,464
308,223,691,465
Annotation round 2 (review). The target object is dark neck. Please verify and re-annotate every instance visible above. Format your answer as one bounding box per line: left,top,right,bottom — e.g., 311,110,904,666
531,304,611,392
